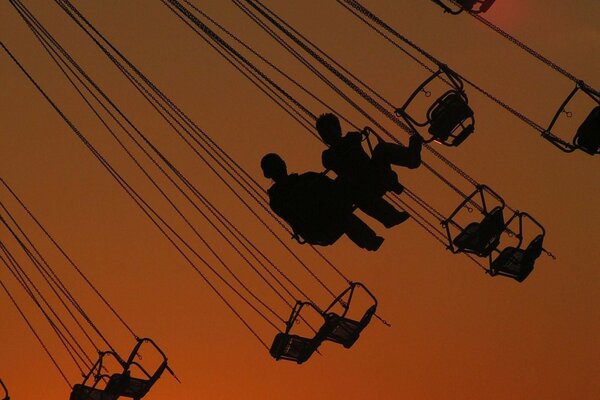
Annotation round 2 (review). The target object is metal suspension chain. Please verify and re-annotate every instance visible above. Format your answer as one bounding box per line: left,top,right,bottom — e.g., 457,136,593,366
1,40,273,350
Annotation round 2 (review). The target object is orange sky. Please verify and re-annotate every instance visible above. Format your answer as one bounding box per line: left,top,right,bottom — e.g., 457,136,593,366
1,1,599,399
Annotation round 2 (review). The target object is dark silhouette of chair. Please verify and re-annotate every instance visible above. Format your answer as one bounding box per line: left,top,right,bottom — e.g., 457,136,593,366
428,91,475,146
104,338,170,400
490,212,546,282
71,338,171,400
270,302,335,364
543,81,599,155
452,206,505,257
396,65,475,146
432,0,495,14
70,385,116,400
321,282,378,349
70,354,117,400
443,185,506,257
573,106,600,155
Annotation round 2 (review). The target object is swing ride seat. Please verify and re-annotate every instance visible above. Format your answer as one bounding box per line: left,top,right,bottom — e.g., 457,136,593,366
477,0,496,13
427,91,474,146
102,338,169,399
456,0,477,10
490,235,544,282
457,0,495,12
434,0,494,14
573,105,600,155
105,368,166,399
543,81,599,154
324,304,377,349
452,206,505,257
270,301,336,364
70,384,117,400
270,333,319,364
321,282,378,349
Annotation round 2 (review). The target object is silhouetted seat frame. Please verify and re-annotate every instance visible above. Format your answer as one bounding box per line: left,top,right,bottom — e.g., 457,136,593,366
270,301,334,364
432,0,496,15
1,379,9,400
321,282,378,349
70,352,118,400
71,338,170,400
395,66,474,146
443,185,506,257
543,81,600,155
103,338,170,399
490,212,546,283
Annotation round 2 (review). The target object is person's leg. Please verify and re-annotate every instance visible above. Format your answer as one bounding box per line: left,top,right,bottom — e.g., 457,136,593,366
358,197,410,228
372,135,422,169
344,214,384,251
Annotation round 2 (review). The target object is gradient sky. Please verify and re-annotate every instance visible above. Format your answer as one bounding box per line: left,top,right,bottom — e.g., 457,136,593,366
1,1,599,399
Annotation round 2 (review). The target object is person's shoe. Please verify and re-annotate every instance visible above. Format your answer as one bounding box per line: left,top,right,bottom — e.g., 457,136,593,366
365,235,384,251
383,211,410,228
389,179,405,194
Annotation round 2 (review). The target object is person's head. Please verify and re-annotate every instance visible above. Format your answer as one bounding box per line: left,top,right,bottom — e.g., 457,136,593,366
261,153,288,181
316,113,342,145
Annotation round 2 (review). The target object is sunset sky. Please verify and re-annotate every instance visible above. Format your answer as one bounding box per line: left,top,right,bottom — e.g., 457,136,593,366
1,1,599,399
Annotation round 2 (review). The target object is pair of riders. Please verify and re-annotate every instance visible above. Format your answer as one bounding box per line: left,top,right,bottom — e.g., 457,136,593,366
262,113,423,251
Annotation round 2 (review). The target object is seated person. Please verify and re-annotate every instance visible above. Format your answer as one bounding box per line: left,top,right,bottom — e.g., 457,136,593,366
316,113,423,228
261,153,384,251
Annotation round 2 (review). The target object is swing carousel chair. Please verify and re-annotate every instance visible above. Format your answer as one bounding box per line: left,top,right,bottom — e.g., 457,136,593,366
1,379,9,400
71,338,171,400
270,301,337,364
489,212,546,283
542,81,600,155
442,185,506,258
321,282,378,349
395,65,475,147
432,0,496,15
70,352,119,400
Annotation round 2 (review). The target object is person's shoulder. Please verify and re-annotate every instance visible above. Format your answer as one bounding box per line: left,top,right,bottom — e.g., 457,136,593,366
299,171,324,180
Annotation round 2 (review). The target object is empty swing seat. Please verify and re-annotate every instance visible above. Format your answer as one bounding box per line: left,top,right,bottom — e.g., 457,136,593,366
325,305,377,349
70,384,117,400
478,0,496,12
105,372,160,399
428,92,474,146
573,106,600,154
270,333,318,364
456,0,477,10
457,0,495,12
491,235,544,282
453,206,504,257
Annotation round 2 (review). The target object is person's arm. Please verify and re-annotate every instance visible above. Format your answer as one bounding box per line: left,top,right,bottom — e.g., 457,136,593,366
405,134,423,169
322,149,336,171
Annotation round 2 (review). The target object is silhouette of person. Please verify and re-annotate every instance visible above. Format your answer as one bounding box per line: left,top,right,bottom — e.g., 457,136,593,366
261,153,384,251
315,113,423,228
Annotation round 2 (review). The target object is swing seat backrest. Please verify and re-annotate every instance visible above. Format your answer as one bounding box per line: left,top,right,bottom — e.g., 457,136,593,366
70,384,117,400
270,333,317,364
325,305,377,349
478,0,496,13
106,372,159,399
573,106,600,154
427,91,474,145
491,235,544,282
453,206,504,257
491,247,529,281
456,0,477,10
